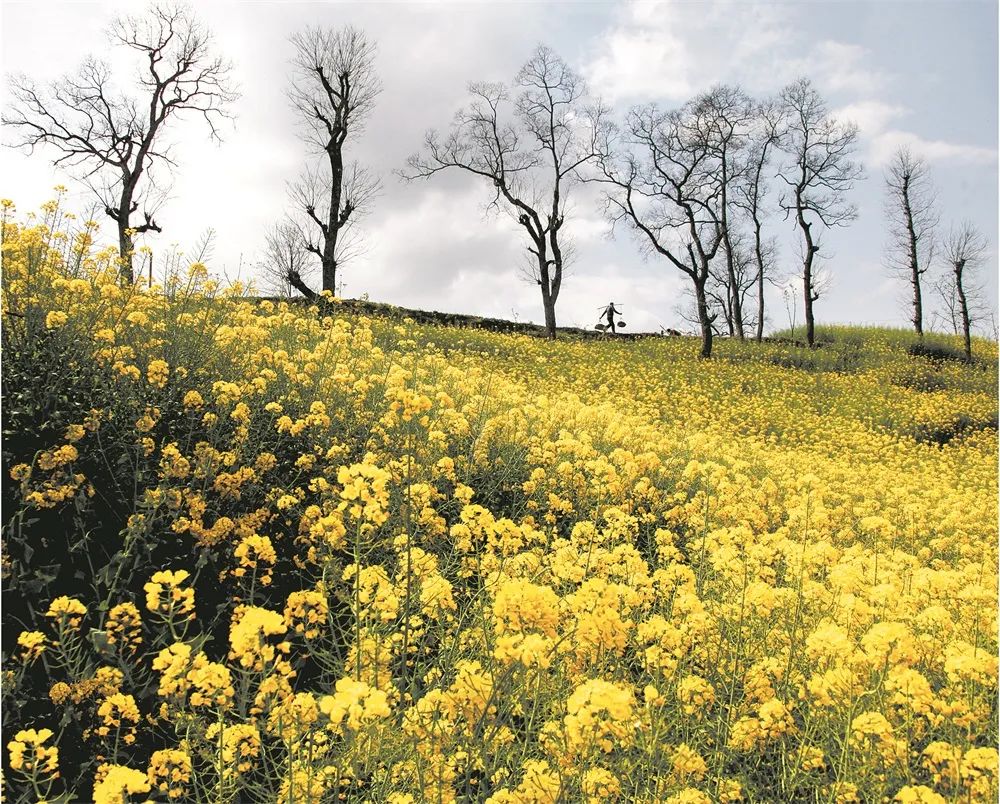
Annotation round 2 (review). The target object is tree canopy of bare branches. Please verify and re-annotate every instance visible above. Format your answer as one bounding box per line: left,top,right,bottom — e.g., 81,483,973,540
691,85,756,340
403,45,606,339
884,146,938,337
734,97,785,342
287,25,381,298
3,3,237,283
592,96,733,358
778,78,863,347
943,221,989,358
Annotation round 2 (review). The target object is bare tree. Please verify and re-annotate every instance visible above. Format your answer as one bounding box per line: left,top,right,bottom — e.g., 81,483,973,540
258,221,313,297
778,78,863,347
735,97,785,342
593,101,728,358
288,26,381,297
943,221,989,359
884,146,938,337
403,45,606,339
286,161,379,298
677,235,757,338
930,273,961,336
706,230,758,336
692,85,755,340
3,3,237,283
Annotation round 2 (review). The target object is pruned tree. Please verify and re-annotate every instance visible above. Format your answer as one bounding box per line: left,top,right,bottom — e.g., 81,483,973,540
288,25,381,297
943,221,989,359
258,221,313,297
403,45,606,339
3,3,237,283
735,97,785,342
778,78,863,347
286,161,379,298
592,102,727,358
884,146,938,337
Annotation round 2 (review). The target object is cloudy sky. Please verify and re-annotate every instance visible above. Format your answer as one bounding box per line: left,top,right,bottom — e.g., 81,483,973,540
2,0,997,334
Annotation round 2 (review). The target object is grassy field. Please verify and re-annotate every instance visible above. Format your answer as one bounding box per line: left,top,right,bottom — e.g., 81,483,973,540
2,201,998,803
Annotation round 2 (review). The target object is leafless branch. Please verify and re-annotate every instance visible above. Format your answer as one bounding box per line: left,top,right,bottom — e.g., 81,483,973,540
3,1,238,283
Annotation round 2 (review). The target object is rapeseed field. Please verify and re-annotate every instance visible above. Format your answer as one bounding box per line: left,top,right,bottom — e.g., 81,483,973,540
2,198,997,802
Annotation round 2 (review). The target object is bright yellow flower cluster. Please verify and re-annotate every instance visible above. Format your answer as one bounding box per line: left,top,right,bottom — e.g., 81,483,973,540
92,764,150,804
143,569,195,621
45,596,87,629
106,602,143,653
7,728,59,778
146,748,192,800
319,676,392,732
95,693,141,743
16,630,47,662
284,587,328,639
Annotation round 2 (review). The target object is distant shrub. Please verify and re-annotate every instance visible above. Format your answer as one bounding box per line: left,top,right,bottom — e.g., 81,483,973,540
768,351,819,371
907,340,967,363
766,343,865,374
912,413,999,445
890,363,951,393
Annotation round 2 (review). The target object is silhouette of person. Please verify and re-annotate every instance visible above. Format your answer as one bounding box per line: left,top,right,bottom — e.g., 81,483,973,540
601,302,621,334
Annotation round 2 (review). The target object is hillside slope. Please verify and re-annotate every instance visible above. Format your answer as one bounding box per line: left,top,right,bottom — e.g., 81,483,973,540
3,212,998,802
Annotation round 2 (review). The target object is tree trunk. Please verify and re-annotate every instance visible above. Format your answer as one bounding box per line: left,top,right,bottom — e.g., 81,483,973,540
117,221,134,286
955,262,971,359
289,271,318,300
541,292,557,339
723,238,744,339
754,221,764,343
803,264,816,348
115,188,135,285
538,254,557,340
321,247,338,295
911,270,924,338
694,276,713,359
797,207,818,347
323,147,344,294
547,228,563,340
720,158,744,340
902,177,923,337
721,294,735,337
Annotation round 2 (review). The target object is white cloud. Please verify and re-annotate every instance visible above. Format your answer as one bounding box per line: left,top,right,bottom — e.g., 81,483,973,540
582,1,885,105
869,130,997,167
808,41,888,95
834,101,997,168
585,5,693,103
832,100,907,135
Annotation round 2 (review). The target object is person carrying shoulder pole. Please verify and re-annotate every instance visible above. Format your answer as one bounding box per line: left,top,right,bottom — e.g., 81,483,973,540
599,301,622,334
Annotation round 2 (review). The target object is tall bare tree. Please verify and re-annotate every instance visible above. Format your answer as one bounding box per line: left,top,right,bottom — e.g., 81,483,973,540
693,85,755,340
593,102,726,358
288,26,381,298
778,78,862,346
3,3,237,283
735,98,785,342
884,146,938,337
404,45,606,339
943,221,989,359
